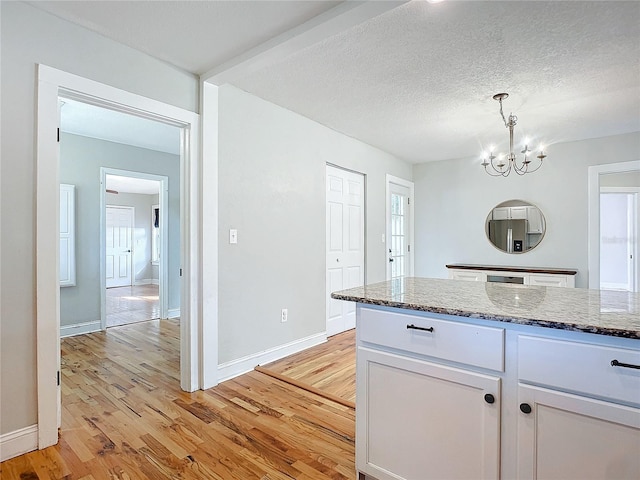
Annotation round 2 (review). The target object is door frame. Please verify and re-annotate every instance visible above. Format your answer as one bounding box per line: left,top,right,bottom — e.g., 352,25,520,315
101,169,169,325
104,204,135,289
36,64,203,449
587,160,640,289
385,174,415,280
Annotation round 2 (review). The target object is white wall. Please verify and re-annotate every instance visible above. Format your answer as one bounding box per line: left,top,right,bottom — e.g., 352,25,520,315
217,85,412,364
413,132,640,288
59,133,180,327
0,1,197,436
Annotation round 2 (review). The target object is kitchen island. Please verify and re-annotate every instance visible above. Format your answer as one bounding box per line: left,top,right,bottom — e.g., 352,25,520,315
332,277,640,480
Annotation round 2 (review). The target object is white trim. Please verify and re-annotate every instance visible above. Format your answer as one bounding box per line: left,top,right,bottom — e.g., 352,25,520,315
600,186,640,193
587,161,640,289
167,308,181,319
217,332,327,383
385,174,415,280
200,81,219,389
60,321,101,338
37,64,202,451
0,425,39,462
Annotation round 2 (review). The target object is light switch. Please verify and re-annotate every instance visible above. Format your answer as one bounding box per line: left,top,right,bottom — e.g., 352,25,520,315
381,233,385,243
229,229,238,244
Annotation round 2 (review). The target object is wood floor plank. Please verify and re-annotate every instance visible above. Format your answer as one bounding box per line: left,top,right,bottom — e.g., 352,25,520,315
1,319,356,479
259,329,356,404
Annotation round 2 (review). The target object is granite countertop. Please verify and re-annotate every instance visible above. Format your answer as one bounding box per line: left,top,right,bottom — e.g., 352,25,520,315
331,277,640,339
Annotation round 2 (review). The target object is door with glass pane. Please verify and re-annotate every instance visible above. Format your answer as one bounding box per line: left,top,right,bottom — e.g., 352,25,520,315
387,182,411,280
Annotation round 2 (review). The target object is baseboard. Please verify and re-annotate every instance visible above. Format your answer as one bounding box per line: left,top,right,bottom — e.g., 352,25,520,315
217,332,327,383
60,320,101,338
133,279,159,286
0,424,38,462
167,308,180,319
600,282,629,291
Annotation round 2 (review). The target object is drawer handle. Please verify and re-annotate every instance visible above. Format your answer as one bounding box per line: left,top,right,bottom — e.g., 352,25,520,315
611,359,640,370
407,324,434,333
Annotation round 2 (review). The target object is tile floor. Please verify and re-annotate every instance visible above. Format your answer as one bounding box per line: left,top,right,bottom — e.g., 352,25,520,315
106,284,160,327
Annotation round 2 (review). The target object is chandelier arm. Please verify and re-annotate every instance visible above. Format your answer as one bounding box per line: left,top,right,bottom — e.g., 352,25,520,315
489,155,512,177
498,98,508,127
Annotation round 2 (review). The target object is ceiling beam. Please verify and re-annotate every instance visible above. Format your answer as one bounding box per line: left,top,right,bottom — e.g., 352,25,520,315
202,0,408,85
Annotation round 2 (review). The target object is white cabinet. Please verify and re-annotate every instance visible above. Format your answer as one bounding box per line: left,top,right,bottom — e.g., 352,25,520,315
357,308,503,480
450,269,486,282
356,305,639,480
527,273,568,287
525,206,544,234
357,347,501,480
517,335,640,479
492,206,527,220
447,265,576,288
517,384,640,479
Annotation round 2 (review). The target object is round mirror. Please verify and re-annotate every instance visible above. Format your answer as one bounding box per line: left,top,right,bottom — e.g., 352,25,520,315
485,200,546,254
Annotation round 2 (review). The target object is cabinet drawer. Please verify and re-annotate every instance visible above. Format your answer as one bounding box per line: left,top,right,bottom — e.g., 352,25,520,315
519,336,640,406
527,273,568,288
359,308,504,371
449,269,486,282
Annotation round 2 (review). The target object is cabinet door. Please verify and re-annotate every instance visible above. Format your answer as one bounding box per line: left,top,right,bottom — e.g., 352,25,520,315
517,384,640,480
492,207,510,220
510,206,528,220
525,206,544,233
357,347,501,480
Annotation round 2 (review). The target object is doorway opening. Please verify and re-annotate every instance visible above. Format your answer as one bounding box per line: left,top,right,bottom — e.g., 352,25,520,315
102,171,170,328
37,65,202,450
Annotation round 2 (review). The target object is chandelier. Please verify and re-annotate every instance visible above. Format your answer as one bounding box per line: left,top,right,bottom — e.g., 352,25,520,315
481,93,546,177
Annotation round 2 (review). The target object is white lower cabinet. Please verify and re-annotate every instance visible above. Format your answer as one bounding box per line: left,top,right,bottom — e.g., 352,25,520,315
357,347,501,480
517,384,640,479
357,306,640,480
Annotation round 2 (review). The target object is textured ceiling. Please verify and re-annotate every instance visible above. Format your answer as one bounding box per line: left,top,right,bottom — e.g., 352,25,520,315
32,1,640,164
28,0,341,74
232,0,640,163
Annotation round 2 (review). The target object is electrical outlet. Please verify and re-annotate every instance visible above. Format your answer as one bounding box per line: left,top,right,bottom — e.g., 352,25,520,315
281,308,288,323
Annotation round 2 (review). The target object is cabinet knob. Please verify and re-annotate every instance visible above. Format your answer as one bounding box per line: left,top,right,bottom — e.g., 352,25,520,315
520,403,532,414
484,393,495,404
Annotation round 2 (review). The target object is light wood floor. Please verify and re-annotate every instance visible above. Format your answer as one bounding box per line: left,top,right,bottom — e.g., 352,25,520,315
260,330,356,405
1,320,356,479
106,284,160,327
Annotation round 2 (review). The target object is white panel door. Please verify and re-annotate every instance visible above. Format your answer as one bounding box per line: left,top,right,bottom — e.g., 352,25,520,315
326,165,365,337
106,206,133,288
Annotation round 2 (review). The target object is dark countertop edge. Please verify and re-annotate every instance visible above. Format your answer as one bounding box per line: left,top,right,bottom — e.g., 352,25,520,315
445,264,578,276
331,293,640,340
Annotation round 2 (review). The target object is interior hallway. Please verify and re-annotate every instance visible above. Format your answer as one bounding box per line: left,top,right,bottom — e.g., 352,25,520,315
106,284,160,327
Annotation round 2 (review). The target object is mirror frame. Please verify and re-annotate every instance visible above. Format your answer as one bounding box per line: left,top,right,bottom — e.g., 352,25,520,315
485,199,546,254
